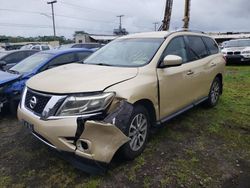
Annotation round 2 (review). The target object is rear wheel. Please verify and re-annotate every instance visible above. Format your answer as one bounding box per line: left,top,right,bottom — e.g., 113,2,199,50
205,77,221,107
120,105,150,160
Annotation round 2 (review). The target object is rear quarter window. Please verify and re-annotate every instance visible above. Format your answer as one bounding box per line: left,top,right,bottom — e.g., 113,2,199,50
202,37,219,55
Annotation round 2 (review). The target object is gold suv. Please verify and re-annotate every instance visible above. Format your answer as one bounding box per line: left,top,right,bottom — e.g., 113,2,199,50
18,31,226,165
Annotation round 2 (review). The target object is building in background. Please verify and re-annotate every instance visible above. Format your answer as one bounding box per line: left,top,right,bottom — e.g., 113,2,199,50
74,32,118,44
209,32,250,43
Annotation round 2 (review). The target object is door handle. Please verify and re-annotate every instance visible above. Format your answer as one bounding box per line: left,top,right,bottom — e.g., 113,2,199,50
210,62,216,67
187,70,194,75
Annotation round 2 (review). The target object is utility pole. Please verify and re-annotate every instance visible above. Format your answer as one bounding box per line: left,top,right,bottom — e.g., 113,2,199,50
153,22,159,31
47,0,57,40
117,15,124,30
159,0,173,31
183,0,191,29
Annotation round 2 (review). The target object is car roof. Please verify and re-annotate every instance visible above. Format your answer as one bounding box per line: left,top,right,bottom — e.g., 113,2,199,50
40,48,93,55
119,30,209,39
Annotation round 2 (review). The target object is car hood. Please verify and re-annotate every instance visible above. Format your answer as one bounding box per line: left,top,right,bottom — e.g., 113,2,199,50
0,71,21,86
222,47,248,52
27,63,138,94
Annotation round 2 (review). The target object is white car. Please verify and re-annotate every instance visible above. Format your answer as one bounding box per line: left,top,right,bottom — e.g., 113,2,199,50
221,39,250,63
31,45,52,51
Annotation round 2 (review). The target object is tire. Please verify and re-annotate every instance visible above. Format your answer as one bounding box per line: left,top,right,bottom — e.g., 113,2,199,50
120,105,150,160
9,100,18,116
205,77,222,108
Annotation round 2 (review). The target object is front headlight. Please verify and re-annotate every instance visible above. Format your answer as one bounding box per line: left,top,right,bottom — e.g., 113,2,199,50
56,92,115,116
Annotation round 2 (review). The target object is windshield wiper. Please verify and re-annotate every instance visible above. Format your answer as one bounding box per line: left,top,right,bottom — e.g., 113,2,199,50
6,69,20,75
95,63,112,66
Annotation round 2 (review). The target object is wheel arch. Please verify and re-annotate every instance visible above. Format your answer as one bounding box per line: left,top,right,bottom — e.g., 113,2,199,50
215,73,223,94
134,99,157,127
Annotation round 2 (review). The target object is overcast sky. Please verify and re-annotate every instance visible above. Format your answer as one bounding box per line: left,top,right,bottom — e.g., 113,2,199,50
0,0,249,38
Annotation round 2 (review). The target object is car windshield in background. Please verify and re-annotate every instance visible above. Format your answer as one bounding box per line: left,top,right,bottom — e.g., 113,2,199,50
84,38,164,67
0,51,9,58
58,44,74,49
10,53,53,74
225,40,250,48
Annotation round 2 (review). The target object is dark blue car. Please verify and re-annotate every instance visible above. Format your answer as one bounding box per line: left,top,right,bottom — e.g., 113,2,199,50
0,48,93,113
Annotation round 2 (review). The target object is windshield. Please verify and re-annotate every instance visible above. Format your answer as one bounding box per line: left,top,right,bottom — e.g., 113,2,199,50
10,53,53,73
84,38,164,67
0,51,9,59
225,40,250,48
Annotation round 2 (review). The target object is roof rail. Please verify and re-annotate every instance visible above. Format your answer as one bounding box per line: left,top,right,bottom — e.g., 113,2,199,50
175,28,205,34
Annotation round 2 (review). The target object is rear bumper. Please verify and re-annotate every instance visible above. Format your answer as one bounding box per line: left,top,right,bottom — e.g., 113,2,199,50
17,101,131,164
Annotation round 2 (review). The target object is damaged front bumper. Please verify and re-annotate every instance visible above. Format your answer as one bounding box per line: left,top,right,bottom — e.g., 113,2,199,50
18,100,133,165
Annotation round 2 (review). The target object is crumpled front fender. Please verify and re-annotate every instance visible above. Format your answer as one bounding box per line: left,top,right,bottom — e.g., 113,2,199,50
74,100,134,163
75,121,130,163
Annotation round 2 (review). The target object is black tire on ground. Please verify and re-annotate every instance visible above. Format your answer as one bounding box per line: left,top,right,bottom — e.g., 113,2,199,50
204,77,222,108
120,105,150,160
9,101,18,115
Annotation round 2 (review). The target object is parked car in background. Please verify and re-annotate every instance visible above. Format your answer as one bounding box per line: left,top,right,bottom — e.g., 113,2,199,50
0,50,38,71
31,44,52,51
17,30,226,169
59,43,104,50
20,44,35,50
0,48,93,113
221,39,250,63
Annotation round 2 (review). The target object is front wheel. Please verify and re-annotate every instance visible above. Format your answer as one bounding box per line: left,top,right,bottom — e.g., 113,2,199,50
120,105,150,160
205,77,222,107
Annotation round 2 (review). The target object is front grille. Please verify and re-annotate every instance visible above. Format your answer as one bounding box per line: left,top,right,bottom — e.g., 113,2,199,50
25,89,51,116
227,52,233,55
234,51,241,55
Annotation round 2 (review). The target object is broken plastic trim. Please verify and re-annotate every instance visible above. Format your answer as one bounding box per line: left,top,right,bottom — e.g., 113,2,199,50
73,100,134,164
103,100,134,132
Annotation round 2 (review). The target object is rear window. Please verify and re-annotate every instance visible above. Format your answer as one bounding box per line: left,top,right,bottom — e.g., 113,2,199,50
186,36,209,61
203,37,219,55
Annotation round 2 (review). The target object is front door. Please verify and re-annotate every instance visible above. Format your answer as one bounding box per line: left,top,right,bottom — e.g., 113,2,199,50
157,36,198,119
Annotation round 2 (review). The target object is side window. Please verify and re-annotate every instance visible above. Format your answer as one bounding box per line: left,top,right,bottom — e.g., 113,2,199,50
77,52,92,61
48,53,77,68
32,46,41,51
3,52,24,64
27,51,37,56
202,37,219,55
185,36,209,61
42,46,50,51
162,37,188,63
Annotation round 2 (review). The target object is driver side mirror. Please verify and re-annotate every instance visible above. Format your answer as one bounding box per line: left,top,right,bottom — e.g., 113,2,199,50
162,55,182,67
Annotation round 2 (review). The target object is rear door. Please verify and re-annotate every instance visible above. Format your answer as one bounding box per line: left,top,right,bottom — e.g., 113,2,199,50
183,35,211,101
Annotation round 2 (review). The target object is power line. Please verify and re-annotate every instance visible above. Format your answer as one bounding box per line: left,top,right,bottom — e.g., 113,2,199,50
0,22,113,33
59,1,119,15
0,8,117,25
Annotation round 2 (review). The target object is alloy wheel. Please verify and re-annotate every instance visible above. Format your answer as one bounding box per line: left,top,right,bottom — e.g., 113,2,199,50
128,113,148,151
